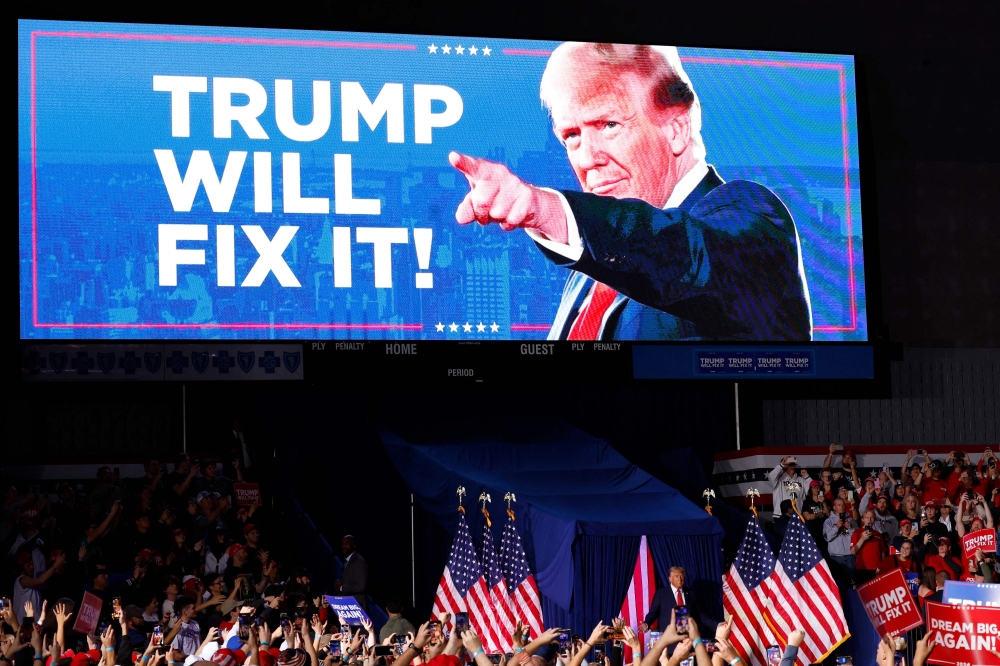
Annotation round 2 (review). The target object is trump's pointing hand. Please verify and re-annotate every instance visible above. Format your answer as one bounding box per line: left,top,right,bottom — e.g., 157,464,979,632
449,151,568,244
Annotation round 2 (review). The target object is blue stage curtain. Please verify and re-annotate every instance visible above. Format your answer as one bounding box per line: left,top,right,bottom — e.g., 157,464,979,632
537,536,640,636
578,536,642,629
647,534,724,621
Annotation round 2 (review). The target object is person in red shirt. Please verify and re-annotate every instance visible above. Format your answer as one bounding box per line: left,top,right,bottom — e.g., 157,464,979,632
945,451,973,499
876,539,918,576
953,470,990,511
921,537,963,580
917,459,950,505
851,509,886,584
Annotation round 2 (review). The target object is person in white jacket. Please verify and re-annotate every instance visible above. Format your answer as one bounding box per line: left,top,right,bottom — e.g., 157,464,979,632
768,456,812,519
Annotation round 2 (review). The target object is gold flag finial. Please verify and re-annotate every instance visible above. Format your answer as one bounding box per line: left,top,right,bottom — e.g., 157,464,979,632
457,486,467,514
702,488,716,515
479,492,492,527
504,492,517,520
745,488,761,520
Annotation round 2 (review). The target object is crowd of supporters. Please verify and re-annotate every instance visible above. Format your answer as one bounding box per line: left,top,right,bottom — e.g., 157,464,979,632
3,439,989,666
769,444,1000,595
0,422,378,666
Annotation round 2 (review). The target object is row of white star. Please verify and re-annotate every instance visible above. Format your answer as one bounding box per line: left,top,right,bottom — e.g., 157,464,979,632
435,322,501,333
428,44,492,56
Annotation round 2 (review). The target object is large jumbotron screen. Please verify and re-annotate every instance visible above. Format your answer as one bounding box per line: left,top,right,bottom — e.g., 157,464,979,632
18,20,867,344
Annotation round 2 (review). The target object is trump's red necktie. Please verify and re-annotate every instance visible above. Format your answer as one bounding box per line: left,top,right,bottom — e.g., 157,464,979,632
676,588,684,607
567,281,618,340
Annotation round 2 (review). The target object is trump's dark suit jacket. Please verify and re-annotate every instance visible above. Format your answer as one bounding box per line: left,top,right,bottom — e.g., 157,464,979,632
643,586,716,638
540,167,812,341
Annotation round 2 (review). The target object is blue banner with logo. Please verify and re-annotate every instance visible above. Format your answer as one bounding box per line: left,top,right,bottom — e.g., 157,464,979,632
325,596,371,625
942,580,1000,607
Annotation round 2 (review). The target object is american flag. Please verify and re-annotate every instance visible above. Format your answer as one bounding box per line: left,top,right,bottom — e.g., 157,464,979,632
433,513,503,652
722,518,781,665
481,521,515,652
768,516,848,665
723,517,849,666
618,535,655,663
498,513,544,639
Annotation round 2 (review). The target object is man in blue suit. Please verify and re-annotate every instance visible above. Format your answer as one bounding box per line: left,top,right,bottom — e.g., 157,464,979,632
637,567,716,639
450,42,812,341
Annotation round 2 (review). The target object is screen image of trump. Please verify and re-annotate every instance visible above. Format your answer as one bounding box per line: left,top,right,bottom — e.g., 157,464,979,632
18,21,866,341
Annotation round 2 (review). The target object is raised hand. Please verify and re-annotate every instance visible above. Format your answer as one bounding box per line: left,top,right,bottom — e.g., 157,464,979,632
914,631,937,666
412,622,431,650
787,630,805,647
876,634,895,666
449,152,567,241
667,639,692,665
713,638,741,664
460,630,483,655
511,622,527,650
660,610,681,645
54,602,73,625
621,626,641,653
587,622,610,648
101,625,116,649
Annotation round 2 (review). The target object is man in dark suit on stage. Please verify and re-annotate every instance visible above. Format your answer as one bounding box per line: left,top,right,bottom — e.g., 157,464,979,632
334,535,369,609
637,566,715,637
449,42,812,341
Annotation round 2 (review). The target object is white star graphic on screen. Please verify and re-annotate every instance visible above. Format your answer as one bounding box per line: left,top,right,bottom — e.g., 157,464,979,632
463,322,473,333
428,44,438,54
455,45,465,55
476,322,486,332
442,44,452,54
482,46,492,56
468,46,478,56
435,322,445,332
490,323,500,333
449,322,459,332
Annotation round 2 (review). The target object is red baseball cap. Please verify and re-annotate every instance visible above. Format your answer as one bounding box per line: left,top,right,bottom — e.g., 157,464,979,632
227,544,247,559
71,653,93,666
212,649,248,666
243,523,257,535
258,652,276,666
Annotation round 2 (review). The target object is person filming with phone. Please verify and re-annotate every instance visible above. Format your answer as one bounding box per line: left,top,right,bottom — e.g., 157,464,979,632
850,509,886,584
824,498,858,586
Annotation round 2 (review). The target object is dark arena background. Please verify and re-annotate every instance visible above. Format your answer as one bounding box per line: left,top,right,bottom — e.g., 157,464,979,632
8,2,999,666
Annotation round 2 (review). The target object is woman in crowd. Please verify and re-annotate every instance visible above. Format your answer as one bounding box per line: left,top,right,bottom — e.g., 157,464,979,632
160,575,180,627
876,539,918,576
851,509,886,584
895,492,921,526
204,527,231,575
916,566,938,607
819,468,837,502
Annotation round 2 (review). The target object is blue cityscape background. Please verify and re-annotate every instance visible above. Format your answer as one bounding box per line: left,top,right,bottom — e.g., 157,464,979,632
18,20,866,341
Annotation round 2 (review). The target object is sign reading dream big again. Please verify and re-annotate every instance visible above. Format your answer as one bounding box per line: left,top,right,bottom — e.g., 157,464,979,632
18,20,867,341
